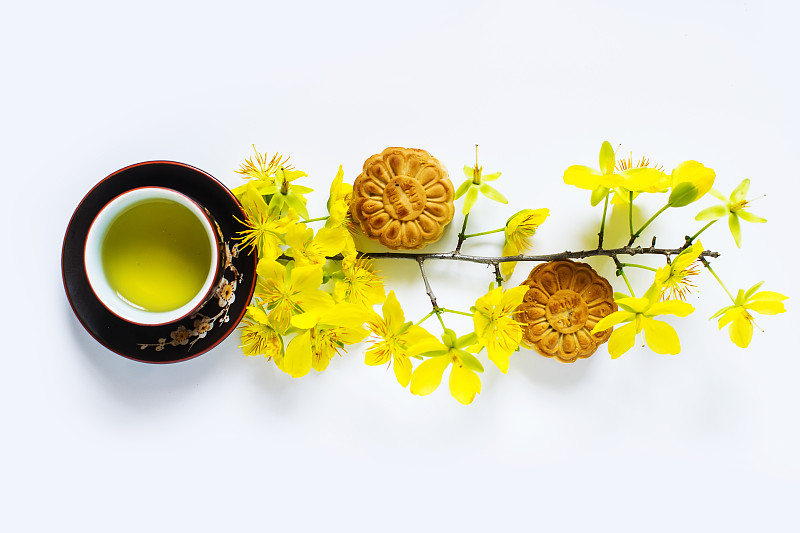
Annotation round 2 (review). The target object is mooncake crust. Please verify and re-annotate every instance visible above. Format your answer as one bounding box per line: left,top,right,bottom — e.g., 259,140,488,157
350,147,455,250
514,260,617,362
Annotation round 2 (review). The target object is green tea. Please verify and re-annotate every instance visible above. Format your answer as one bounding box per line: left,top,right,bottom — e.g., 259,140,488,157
101,199,212,313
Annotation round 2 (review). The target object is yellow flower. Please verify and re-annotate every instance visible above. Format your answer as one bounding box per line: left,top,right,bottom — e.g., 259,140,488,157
325,165,359,265
609,154,670,205
280,303,370,377
409,329,483,405
333,257,386,308
232,146,292,196
654,241,703,301
667,160,716,207
711,282,787,348
470,285,528,373
564,141,665,206
695,179,766,247
239,306,284,359
501,208,549,278
235,182,297,260
455,157,506,215
326,165,353,229
592,284,694,357
365,291,441,387
284,223,348,268
255,166,313,220
254,259,334,334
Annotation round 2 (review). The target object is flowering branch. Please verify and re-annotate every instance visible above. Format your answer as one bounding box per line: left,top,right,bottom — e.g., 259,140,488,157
341,242,720,264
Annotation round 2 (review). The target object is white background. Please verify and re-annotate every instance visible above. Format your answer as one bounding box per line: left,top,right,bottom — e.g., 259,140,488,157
2,1,799,531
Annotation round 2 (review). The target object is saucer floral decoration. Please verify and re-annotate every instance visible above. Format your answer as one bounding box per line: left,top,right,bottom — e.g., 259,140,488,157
228,142,787,405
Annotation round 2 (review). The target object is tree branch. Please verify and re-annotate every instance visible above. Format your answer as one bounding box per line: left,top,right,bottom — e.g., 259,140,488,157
278,243,720,268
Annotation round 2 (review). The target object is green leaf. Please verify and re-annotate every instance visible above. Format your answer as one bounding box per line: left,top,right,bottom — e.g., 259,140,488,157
668,182,699,207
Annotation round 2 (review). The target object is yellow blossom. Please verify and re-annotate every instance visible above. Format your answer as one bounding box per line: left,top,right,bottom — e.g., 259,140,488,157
501,208,549,278
609,154,670,205
284,223,348,268
279,303,370,377
333,257,386,307
711,282,787,348
326,165,353,229
235,182,297,260
409,329,483,405
592,283,694,357
564,141,665,206
239,306,284,359
365,291,441,387
667,160,716,207
470,285,528,373
231,146,292,198
654,241,703,301
255,259,334,334
254,166,313,220
454,146,506,214
695,179,766,247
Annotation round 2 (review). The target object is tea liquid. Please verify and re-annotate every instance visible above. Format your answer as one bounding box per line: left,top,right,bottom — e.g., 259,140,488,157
101,200,212,312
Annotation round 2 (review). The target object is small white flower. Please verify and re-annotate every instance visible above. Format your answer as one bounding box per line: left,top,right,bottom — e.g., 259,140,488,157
216,278,237,307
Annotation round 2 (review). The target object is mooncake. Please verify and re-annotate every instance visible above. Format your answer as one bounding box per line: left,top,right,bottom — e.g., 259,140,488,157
515,260,617,362
350,147,455,249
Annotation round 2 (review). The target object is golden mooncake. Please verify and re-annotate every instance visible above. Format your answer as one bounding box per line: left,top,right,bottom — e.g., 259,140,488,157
350,147,455,249
514,260,617,362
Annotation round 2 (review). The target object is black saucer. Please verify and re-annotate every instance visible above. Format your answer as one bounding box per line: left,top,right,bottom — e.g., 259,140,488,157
62,161,257,363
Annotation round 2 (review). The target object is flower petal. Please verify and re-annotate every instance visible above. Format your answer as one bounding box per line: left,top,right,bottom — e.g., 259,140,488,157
729,213,742,247
730,178,750,204
365,342,391,366
462,186,479,214
291,265,324,293
646,300,695,318
695,205,727,221
607,321,637,358
564,165,603,190
592,310,635,334
479,183,508,204
409,356,451,396
500,242,518,279
449,364,481,405
599,141,615,175
455,179,472,200
729,313,753,348
382,291,405,332
393,353,412,387
737,210,766,224
283,331,313,378
642,317,681,355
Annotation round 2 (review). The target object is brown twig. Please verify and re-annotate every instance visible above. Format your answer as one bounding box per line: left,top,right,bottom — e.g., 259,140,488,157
278,244,719,268
417,258,439,312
